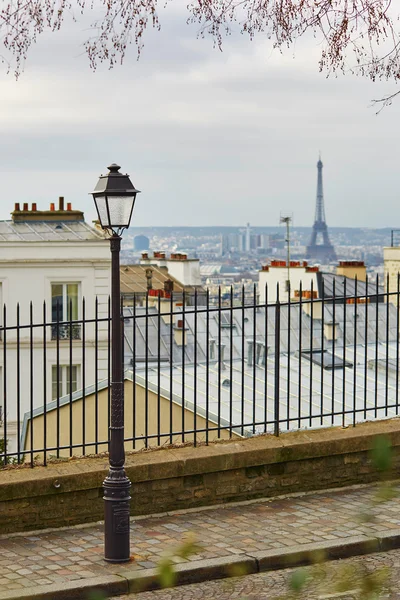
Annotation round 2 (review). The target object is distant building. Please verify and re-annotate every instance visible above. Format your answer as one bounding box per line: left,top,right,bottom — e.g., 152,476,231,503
259,260,383,305
133,235,150,251
384,245,400,304
221,225,271,255
136,251,206,305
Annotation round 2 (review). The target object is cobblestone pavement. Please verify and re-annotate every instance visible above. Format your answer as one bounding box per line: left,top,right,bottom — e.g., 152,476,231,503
1,483,400,594
116,548,400,599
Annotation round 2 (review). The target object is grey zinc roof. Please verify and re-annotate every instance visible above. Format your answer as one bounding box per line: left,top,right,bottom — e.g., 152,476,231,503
0,220,106,241
123,302,400,368
133,340,400,437
124,300,400,436
318,272,385,299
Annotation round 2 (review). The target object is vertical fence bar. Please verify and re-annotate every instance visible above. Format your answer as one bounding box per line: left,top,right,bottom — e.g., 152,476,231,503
320,279,325,426
252,284,257,435
374,275,379,418
217,287,221,439
331,279,336,425
241,285,245,436
157,294,161,446
385,273,390,416
132,295,137,449
16,303,21,463
205,289,209,444
364,277,368,420
43,301,47,466
82,298,86,456
353,278,358,427
29,302,34,467
194,289,198,445
182,291,186,443
56,301,60,457
107,296,111,437
229,286,233,438
309,282,314,427
298,281,302,428
169,291,174,444
287,281,291,430
94,297,99,454
342,279,347,427
3,304,7,466
264,284,268,433
397,275,400,415
274,285,280,437
145,292,149,448
69,299,73,456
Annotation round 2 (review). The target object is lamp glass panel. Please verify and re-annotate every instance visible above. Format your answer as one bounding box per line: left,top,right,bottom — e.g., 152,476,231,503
94,196,110,228
106,196,135,227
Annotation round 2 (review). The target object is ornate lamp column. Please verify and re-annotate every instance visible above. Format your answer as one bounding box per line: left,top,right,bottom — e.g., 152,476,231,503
91,163,140,562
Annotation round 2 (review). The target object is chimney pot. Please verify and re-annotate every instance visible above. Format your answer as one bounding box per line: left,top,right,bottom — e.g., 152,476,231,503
59,196,64,211
14,203,20,211
67,202,72,211
177,319,184,329
23,203,28,211
50,203,55,211
32,203,37,211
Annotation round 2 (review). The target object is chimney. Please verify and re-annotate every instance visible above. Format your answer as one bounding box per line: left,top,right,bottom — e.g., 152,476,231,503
336,261,367,283
145,268,153,291
164,279,174,294
247,340,254,366
23,203,28,211
173,306,187,346
50,203,55,211
209,339,216,360
217,343,226,370
324,321,339,341
59,196,64,211
14,203,20,211
32,203,37,211
67,202,72,211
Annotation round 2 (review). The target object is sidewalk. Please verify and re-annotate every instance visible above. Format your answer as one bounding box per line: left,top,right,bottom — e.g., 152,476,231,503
1,482,400,600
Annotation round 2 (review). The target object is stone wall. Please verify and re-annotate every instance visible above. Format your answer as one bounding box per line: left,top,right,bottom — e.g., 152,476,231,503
1,418,400,534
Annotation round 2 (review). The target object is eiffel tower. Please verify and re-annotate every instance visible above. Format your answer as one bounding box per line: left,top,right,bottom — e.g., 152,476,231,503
305,156,337,263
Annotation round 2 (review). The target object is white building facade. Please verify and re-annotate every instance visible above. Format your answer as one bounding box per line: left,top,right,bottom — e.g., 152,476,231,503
259,261,319,304
0,200,111,453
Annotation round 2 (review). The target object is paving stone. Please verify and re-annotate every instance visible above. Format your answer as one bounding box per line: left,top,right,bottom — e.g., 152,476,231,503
1,483,400,596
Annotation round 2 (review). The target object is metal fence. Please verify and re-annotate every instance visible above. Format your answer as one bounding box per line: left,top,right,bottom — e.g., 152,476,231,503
1,276,399,467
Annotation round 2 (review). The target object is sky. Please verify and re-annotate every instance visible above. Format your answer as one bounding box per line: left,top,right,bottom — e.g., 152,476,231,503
0,2,399,228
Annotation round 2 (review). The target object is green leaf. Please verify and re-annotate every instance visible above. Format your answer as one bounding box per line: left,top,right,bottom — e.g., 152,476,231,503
158,558,177,589
371,435,392,472
289,568,308,594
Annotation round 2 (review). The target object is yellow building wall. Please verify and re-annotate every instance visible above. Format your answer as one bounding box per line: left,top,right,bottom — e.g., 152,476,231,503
24,380,239,460
384,247,400,305
336,265,367,282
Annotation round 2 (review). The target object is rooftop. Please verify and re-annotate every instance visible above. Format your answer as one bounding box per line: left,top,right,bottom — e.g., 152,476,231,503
0,219,105,242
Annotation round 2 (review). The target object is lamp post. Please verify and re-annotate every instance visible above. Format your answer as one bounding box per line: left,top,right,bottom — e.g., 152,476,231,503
92,163,140,563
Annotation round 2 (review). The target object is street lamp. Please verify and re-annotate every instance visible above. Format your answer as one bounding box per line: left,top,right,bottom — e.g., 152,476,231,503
92,163,140,563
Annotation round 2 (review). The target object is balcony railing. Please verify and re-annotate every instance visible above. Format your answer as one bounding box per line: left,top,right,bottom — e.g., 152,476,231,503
51,323,82,340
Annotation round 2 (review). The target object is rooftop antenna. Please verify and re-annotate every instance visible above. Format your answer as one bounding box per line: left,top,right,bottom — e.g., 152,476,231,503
280,212,293,295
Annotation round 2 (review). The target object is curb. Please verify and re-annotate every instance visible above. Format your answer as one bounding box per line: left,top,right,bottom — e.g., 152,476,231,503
1,530,400,600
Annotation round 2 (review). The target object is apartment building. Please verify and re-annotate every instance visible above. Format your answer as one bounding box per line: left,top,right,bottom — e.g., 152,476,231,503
0,199,110,452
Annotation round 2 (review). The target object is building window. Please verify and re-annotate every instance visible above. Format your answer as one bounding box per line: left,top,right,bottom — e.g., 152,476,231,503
52,365,79,400
51,283,81,339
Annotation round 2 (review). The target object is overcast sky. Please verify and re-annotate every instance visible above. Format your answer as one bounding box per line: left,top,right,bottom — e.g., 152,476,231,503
0,4,399,229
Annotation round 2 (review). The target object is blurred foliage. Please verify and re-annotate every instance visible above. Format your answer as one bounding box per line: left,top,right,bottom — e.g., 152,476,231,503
158,533,202,589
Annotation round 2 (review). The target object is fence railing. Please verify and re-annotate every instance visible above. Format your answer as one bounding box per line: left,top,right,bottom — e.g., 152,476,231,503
1,275,399,467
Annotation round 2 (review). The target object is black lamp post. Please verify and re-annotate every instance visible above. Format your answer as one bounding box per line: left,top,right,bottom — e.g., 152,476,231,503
92,163,140,563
